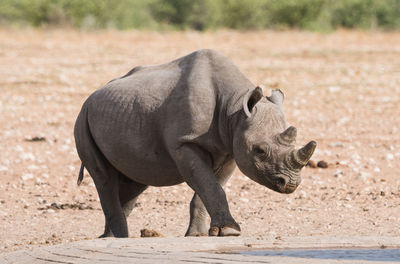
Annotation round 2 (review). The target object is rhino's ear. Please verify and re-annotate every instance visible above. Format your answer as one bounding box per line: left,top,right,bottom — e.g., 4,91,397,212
243,86,263,118
267,89,284,106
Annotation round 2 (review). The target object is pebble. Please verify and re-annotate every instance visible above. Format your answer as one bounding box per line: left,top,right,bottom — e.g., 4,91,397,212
328,86,341,93
352,153,361,160
317,160,328,168
0,166,8,172
334,170,344,178
19,152,36,161
385,153,394,160
140,229,163,237
24,136,46,142
298,190,307,199
21,173,34,181
35,178,46,185
28,164,40,170
357,172,372,181
338,117,350,125
329,142,344,147
239,197,249,203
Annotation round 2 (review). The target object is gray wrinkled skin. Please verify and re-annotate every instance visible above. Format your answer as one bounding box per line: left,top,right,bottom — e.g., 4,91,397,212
74,49,316,238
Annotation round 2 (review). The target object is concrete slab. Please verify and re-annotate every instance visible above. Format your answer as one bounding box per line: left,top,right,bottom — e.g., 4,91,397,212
1,236,400,264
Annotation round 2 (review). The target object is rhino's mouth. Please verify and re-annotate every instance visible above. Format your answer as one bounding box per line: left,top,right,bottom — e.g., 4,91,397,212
255,170,300,194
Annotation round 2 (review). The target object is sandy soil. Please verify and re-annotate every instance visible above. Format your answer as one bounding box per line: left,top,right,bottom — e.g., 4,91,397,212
0,29,399,253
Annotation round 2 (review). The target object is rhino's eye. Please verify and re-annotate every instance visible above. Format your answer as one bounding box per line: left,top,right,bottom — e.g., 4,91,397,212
254,146,265,154
253,145,270,159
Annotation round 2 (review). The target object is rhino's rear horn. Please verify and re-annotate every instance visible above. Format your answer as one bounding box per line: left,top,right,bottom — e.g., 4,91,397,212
291,141,317,169
267,89,284,106
279,126,297,145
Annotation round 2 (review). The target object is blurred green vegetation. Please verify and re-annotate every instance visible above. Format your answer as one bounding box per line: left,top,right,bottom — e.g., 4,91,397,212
0,0,399,31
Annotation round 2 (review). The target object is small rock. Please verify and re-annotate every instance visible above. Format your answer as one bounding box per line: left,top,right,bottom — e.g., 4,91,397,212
352,153,360,159
19,152,35,161
334,170,343,178
385,153,394,161
35,178,46,185
84,205,93,210
24,136,46,142
50,203,60,209
306,160,317,168
239,197,249,203
329,142,344,148
21,173,34,181
140,229,162,237
0,166,8,172
298,190,307,199
28,165,40,170
357,172,372,181
317,160,328,168
338,117,350,125
328,86,341,93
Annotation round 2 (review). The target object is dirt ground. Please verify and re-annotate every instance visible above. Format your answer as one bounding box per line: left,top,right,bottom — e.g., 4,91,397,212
0,29,399,253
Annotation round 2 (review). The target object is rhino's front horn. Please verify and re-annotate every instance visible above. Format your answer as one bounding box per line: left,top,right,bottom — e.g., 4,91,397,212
279,126,297,145
291,141,317,169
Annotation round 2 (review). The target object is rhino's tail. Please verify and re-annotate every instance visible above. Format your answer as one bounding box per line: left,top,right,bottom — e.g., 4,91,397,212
77,163,84,186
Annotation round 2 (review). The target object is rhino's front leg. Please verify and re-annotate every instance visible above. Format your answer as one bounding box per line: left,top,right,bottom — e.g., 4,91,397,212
185,160,236,236
174,145,240,236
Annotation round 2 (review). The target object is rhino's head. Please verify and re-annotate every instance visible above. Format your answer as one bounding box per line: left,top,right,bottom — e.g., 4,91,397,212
232,87,316,194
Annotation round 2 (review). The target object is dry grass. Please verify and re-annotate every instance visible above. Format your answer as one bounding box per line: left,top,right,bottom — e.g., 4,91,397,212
0,29,399,252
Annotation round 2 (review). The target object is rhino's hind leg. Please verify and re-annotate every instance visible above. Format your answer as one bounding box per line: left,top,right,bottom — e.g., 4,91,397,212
90,166,129,238
185,193,208,236
75,108,129,237
101,174,148,237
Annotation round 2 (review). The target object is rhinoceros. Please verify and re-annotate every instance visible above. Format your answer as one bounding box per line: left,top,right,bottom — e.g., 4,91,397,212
74,49,316,238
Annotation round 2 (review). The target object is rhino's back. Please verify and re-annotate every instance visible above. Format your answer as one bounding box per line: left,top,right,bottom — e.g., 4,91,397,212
84,50,222,186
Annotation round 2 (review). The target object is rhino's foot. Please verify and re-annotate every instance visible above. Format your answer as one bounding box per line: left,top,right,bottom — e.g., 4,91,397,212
185,225,208,236
186,231,208,237
99,231,112,238
185,222,208,236
185,221,208,237
208,223,241,237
